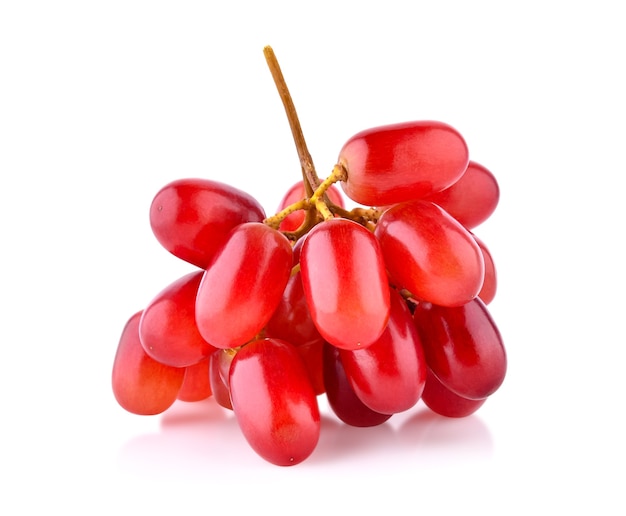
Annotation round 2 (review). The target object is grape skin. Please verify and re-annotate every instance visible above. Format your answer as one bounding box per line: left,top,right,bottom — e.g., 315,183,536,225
229,338,321,466
300,218,391,350
339,120,469,206
139,271,216,368
323,343,392,427
149,178,266,269
339,289,427,415
414,298,507,400
376,200,485,307
424,160,500,230
195,222,293,349
421,368,487,418
112,311,185,415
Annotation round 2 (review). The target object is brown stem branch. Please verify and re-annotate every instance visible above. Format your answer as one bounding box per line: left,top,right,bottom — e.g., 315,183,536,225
263,46,319,196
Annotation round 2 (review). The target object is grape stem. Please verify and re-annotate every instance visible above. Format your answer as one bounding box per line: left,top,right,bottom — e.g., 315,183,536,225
262,45,381,238
309,164,346,220
264,165,345,229
263,46,320,197
264,199,309,229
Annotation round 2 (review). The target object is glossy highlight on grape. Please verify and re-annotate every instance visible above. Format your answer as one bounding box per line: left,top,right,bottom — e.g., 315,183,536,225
339,289,427,414
339,121,469,206
150,178,266,269
139,270,216,367
111,44,507,467
229,338,321,466
195,222,292,349
375,200,485,307
413,298,507,400
112,311,185,415
300,218,391,350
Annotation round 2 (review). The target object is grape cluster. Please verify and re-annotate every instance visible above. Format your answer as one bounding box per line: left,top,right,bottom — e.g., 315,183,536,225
112,47,506,467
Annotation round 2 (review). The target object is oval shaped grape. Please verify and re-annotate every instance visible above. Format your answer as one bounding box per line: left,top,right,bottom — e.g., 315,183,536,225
112,311,185,415
425,161,499,229
340,289,427,414
300,218,390,350
229,338,320,466
413,298,506,400
338,121,469,206
323,343,392,427
139,271,216,368
375,200,484,307
150,178,266,269
195,222,293,349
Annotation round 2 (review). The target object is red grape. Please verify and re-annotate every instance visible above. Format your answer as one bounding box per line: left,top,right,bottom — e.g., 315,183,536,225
229,338,320,466
413,298,506,400
177,357,212,402
424,160,499,229
195,222,292,349
323,342,392,427
339,289,427,414
300,218,390,350
375,200,484,307
139,270,217,367
112,311,185,415
338,121,469,206
150,178,266,269
421,368,486,418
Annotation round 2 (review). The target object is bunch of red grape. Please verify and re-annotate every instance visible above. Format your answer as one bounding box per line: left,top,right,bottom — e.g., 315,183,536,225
112,47,506,467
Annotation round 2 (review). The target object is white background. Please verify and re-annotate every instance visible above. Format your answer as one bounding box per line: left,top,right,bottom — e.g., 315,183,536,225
2,1,624,513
